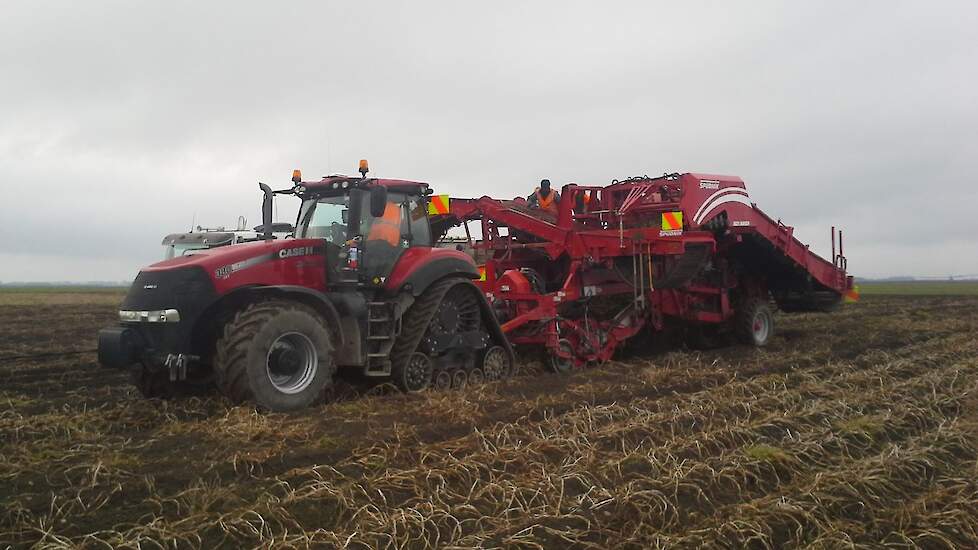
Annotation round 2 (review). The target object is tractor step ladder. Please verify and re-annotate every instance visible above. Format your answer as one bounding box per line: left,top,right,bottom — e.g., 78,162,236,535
365,301,398,376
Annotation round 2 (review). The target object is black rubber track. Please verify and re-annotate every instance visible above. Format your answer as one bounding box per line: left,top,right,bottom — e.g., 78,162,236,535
389,277,472,389
212,300,328,404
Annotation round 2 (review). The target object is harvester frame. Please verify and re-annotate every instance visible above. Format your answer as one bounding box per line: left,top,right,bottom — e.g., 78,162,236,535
433,172,852,368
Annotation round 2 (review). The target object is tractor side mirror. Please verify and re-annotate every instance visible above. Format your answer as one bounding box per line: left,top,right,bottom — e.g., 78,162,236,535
369,186,388,218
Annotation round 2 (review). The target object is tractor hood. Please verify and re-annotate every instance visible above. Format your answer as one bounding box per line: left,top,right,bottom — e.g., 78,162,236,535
138,238,328,293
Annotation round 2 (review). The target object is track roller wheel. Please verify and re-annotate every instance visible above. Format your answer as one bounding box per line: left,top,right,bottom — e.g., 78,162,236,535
481,345,512,381
395,352,433,392
547,338,575,374
451,368,468,389
433,370,452,391
213,300,335,411
469,367,485,386
735,298,775,347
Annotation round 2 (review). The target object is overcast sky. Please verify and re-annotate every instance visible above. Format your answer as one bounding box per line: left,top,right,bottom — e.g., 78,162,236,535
1,1,976,281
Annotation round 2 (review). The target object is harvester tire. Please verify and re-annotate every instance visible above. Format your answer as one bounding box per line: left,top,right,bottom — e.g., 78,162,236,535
213,300,335,412
735,299,775,347
547,339,575,374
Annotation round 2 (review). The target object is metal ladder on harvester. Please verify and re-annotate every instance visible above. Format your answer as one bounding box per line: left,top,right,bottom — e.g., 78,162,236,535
365,301,398,376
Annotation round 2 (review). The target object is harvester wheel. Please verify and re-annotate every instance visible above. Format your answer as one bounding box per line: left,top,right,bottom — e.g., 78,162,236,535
736,299,775,347
481,345,512,381
547,339,575,374
469,367,485,386
213,300,335,411
395,352,433,392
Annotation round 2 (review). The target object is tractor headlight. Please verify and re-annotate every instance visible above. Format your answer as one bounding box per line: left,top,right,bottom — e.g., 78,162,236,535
119,309,181,323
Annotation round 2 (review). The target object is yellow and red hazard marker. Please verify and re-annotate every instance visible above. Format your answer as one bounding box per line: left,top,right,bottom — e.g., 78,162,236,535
661,211,683,232
844,285,860,303
427,194,451,215
477,265,487,281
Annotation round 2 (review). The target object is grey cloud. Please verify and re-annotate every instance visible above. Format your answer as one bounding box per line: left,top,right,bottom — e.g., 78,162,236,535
1,1,976,281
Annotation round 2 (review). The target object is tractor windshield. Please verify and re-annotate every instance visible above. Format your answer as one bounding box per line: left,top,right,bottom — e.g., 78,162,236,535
296,194,351,244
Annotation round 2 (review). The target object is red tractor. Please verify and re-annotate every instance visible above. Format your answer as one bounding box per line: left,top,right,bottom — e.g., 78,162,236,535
99,162,514,411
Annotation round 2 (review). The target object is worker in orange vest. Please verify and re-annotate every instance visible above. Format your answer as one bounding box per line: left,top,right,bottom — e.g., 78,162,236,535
528,179,560,213
575,189,594,212
367,202,402,246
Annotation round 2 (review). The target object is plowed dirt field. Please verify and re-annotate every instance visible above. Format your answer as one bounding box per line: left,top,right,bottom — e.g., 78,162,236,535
1,291,976,548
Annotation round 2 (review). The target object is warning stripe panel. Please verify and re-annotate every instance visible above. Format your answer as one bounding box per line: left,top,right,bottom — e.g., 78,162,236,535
427,195,450,215
661,211,683,231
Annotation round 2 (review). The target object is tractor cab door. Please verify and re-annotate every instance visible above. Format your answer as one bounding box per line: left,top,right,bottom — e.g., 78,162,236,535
360,191,431,281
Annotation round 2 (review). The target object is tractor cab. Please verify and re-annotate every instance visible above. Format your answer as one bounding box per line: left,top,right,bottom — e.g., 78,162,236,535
290,169,433,287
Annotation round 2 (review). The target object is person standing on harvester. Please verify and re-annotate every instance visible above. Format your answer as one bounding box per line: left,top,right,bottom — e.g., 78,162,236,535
528,179,560,213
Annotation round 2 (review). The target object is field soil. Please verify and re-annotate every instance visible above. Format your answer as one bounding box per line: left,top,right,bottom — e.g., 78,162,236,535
1,291,977,548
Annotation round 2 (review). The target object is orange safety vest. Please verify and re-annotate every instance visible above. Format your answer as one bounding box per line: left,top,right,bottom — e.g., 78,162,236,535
367,202,401,246
534,188,558,213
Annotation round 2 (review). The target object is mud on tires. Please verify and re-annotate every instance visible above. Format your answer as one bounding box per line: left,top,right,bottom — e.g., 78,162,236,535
213,300,335,411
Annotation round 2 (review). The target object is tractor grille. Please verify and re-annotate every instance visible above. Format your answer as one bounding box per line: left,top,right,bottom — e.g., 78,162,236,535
121,267,217,354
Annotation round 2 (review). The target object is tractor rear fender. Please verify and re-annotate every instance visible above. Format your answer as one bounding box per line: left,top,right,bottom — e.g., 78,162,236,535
387,250,480,297
192,285,346,356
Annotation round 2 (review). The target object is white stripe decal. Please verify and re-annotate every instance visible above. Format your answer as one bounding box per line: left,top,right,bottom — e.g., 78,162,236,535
694,194,754,224
692,188,730,221
693,187,749,222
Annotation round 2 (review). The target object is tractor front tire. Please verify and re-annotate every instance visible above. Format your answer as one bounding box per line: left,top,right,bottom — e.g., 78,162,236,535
213,300,335,412
735,298,775,347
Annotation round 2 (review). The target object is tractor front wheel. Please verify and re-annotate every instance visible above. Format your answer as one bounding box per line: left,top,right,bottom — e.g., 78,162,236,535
213,300,335,411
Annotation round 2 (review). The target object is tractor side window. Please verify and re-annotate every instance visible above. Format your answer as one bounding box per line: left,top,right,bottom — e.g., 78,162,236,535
297,196,349,243
406,198,431,247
